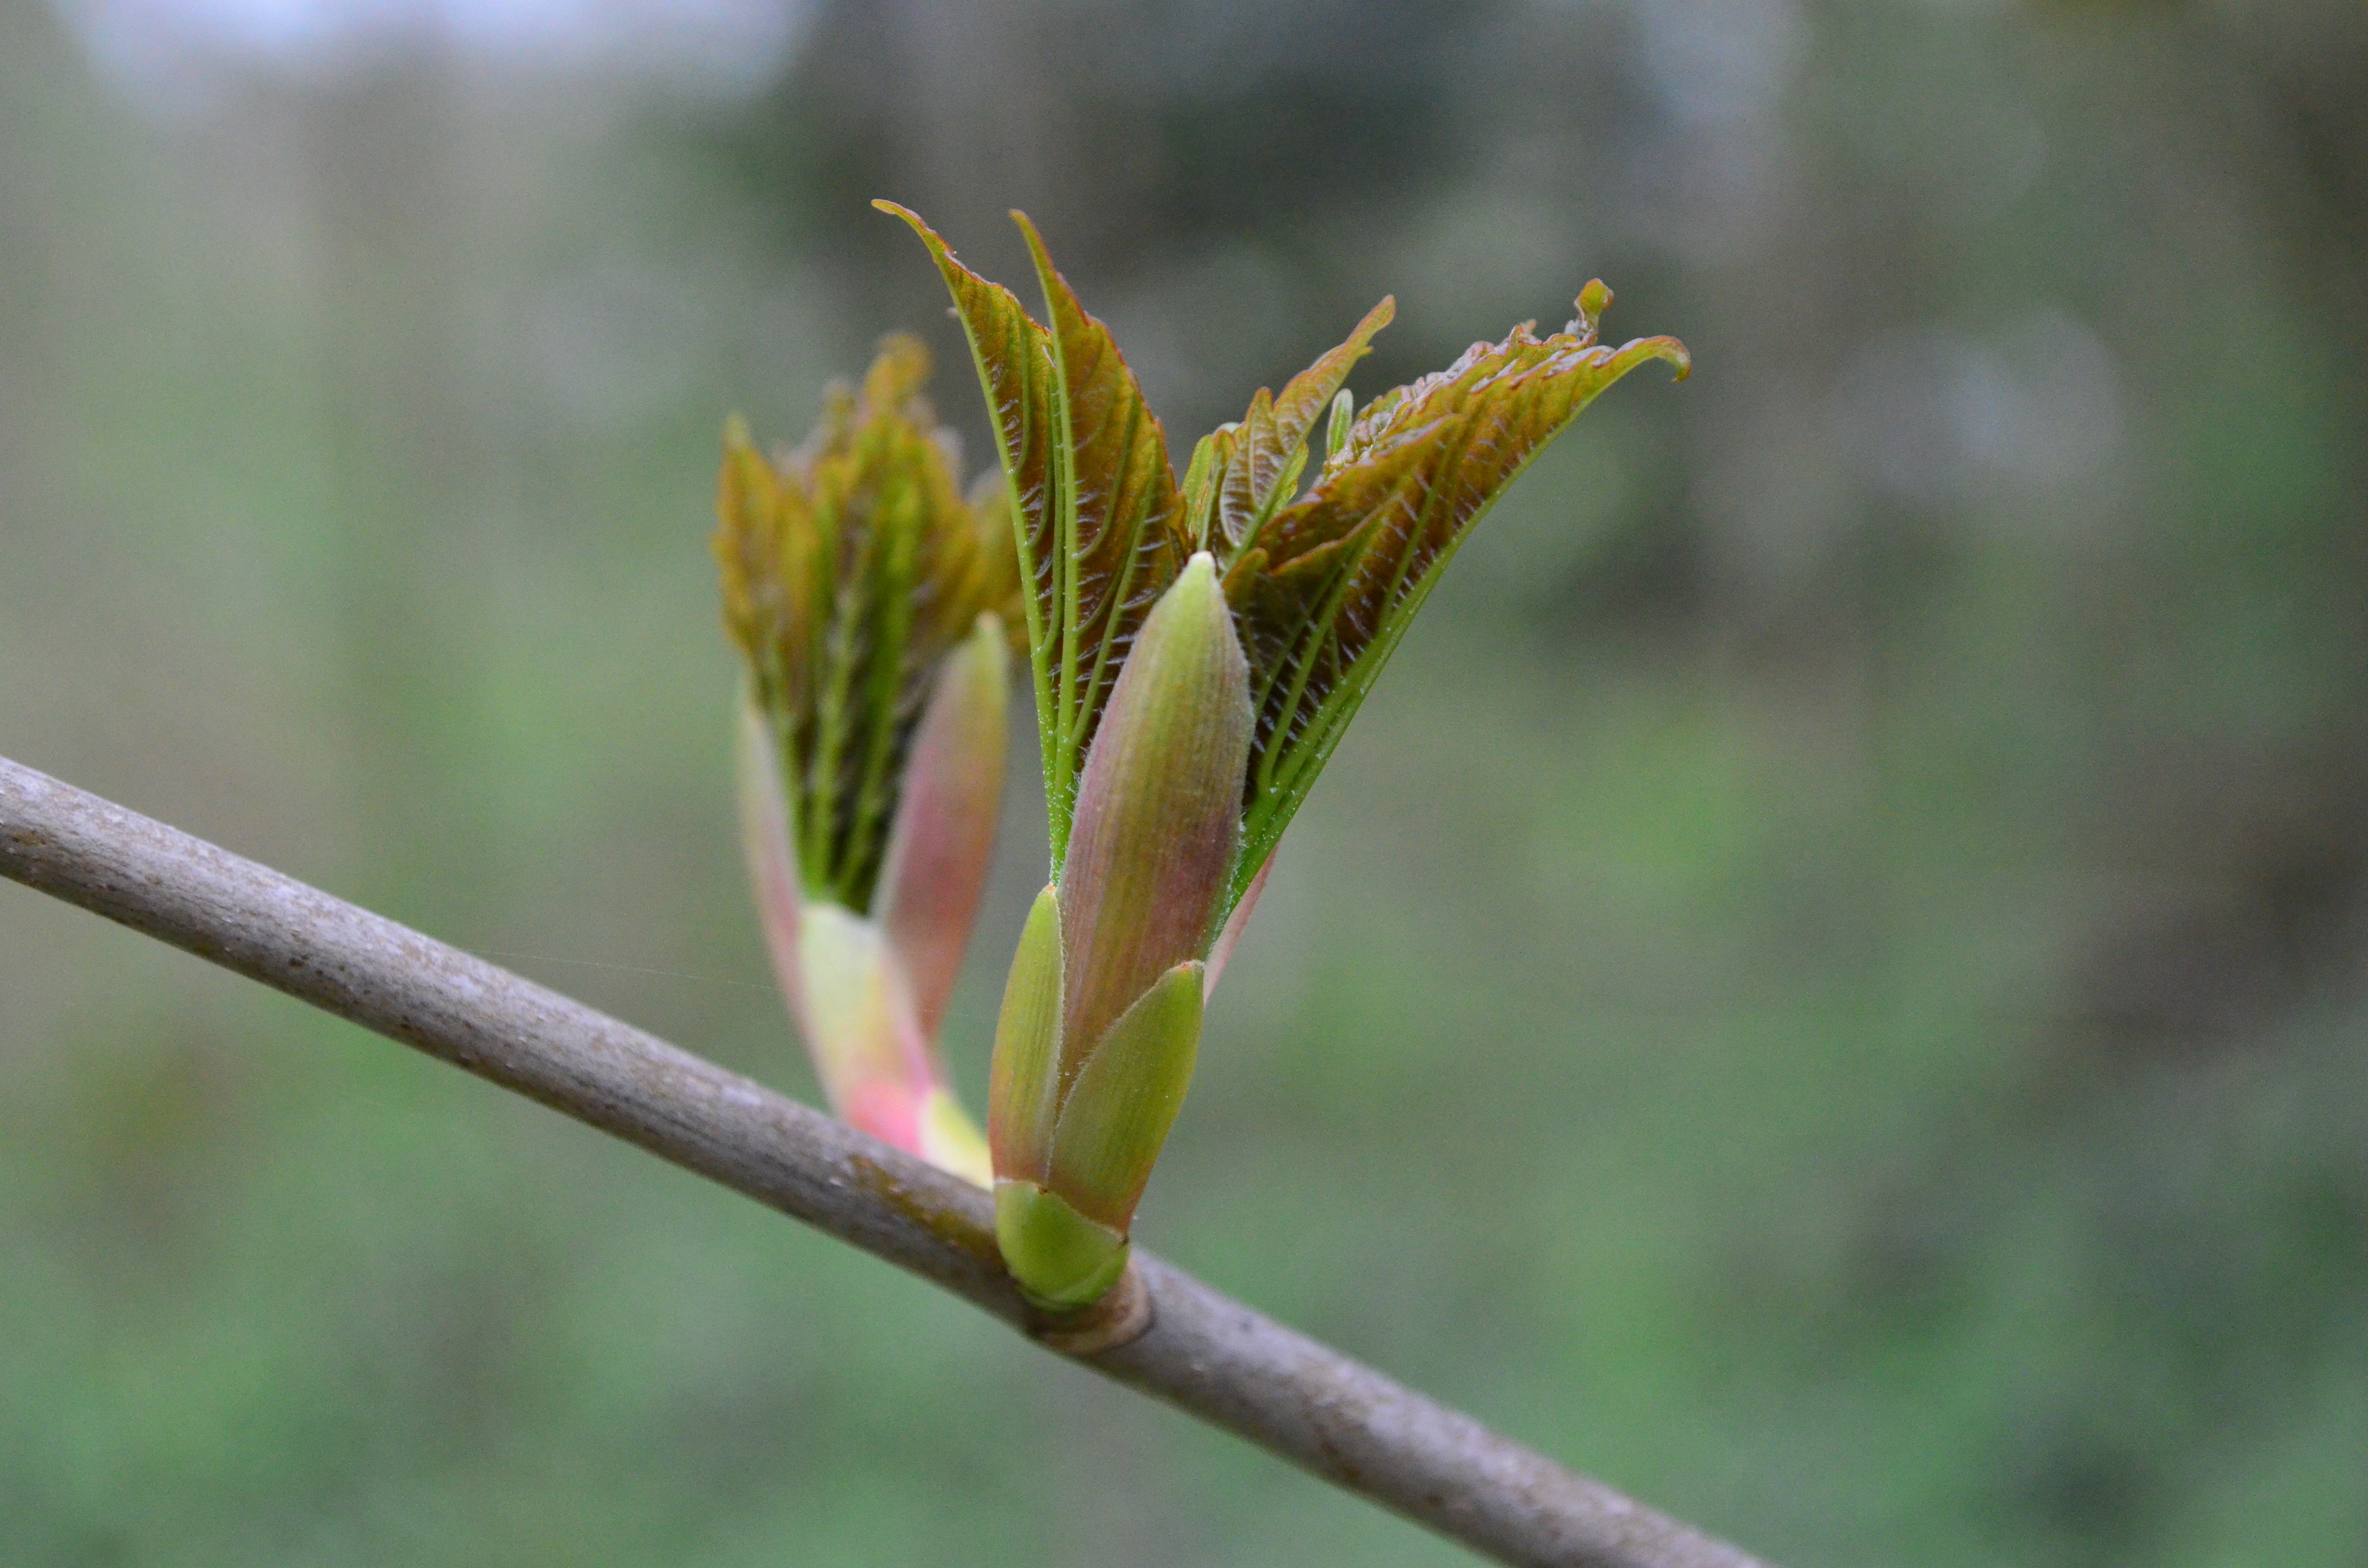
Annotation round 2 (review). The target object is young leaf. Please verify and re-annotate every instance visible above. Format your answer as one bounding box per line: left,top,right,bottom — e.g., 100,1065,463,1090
1214,296,1395,554
1223,289,1690,902
873,201,1066,836
716,338,1017,1187
714,334,1019,912
1012,213,1192,861
879,202,1189,866
1180,429,1225,550
1215,389,1280,551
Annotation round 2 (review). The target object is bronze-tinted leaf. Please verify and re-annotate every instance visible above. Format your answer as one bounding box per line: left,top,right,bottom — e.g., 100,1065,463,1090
874,201,1065,812
715,331,1022,911
1224,288,1690,899
881,204,1189,866
1013,213,1188,860
1215,388,1278,550
714,416,796,697
1214,296,1395,553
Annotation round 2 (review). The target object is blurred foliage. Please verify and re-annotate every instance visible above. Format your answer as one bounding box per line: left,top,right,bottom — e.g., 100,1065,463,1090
2,1,2365,1564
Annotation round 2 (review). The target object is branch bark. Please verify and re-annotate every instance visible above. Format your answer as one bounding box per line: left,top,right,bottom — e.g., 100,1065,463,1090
0,754,1770,1568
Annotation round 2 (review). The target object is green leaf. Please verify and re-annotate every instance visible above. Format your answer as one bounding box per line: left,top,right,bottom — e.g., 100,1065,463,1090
1179,429,1224,550
1222,287,1690,902
1044,961,1204,1232
879,203,1189,866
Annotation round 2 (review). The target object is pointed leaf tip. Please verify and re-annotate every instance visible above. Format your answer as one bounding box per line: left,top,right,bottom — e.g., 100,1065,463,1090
877,203,1070,844
899,204,1188,865
1572,279,1690,382
1217,296,1396,554
1325,389,1354,459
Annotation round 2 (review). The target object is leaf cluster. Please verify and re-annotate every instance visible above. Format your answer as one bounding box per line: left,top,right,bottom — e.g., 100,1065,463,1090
714,336,1024,911
881,204,1688,913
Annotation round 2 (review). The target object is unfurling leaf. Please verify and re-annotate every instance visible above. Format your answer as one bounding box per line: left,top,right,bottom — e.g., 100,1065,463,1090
1216,295,1395,553
1324,388,1354,459
877,200,1187,868
714,332,1022,912
884,202,1690,1300
1221,292,1689,902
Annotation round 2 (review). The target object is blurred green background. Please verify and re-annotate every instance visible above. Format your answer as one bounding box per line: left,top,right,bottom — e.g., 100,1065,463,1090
3,0,2365,1563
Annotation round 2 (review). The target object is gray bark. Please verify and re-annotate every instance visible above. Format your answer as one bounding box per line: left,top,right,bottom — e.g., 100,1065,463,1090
0,753,1769,1568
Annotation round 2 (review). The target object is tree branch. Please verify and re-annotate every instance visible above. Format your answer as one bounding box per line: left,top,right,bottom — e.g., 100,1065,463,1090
0,754,1769,1568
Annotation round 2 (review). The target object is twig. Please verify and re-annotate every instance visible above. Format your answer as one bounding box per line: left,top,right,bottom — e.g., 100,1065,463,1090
0,754,1769,1568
